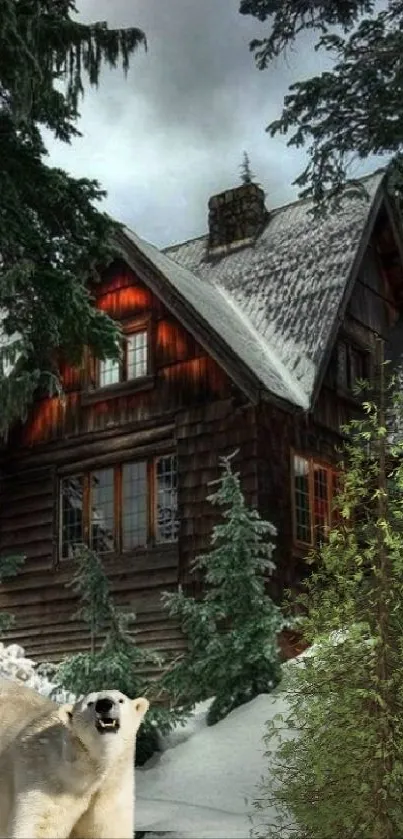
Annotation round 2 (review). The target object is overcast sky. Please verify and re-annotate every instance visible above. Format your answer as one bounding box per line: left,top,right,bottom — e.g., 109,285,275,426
44,0,385,248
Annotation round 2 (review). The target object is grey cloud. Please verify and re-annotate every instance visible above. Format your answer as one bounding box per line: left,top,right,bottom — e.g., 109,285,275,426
44,0,383,247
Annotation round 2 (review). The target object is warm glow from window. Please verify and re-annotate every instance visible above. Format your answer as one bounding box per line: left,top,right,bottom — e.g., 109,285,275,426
292,453,338,547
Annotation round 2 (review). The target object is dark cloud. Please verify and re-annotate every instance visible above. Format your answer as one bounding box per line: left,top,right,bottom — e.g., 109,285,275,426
44,0,382,246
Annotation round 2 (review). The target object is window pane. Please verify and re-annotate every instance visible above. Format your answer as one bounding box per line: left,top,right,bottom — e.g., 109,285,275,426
313,466,330,546
294,455,311,544
60,476,84,559
156,455,178,543
337,341,348,389
90,469,115,553
99,358,120,387
127,331,148,379
122,462,147,549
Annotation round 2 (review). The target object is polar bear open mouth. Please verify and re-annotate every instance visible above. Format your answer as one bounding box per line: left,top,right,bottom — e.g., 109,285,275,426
95,718,121,735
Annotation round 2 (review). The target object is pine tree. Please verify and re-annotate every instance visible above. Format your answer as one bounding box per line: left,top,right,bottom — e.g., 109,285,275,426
253,349,403,839
0,553,25,633
162,452,284,726
240,0,403,208
0,2,146,436
54,545,185,765
240,150,256,184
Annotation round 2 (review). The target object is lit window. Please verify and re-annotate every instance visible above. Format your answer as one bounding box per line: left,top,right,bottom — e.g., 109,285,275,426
60,475,84,559
90,469,115,553
127,331,148,379
292,453,338,547
122,461,147,549
156,455,178,543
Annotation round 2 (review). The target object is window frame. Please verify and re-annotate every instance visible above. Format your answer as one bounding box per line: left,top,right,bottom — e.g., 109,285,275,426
58,452,178,560
336,338,371,394
92,315,153,393
291,450,339,549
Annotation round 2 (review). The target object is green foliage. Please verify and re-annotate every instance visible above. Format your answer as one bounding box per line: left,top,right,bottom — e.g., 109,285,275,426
0,552,25,634
162,452,284,726
253,365,403,839
0,1,146,436
240,0,403,208
53,545,186,765
240,150,256,185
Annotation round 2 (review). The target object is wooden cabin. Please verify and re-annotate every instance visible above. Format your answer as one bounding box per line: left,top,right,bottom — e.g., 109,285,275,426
1,170,403,664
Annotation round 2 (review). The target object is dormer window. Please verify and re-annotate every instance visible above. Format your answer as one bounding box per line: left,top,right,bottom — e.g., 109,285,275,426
97,321,150,389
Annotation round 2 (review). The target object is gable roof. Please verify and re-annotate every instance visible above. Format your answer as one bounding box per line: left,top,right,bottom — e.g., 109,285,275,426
117,169,386,411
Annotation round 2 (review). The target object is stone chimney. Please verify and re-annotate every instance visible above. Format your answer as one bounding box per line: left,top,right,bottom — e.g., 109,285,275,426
207,182,268,258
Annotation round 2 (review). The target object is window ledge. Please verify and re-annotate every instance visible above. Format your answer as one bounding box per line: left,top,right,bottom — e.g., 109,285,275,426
81,374,155,405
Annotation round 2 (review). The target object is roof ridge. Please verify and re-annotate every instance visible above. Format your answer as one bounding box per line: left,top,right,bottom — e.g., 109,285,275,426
162,167,386,254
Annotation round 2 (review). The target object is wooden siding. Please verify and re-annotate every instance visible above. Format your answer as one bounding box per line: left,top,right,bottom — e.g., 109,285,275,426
17,260,231,448
0,258,260,663
314,237,401,435
0,400,260,663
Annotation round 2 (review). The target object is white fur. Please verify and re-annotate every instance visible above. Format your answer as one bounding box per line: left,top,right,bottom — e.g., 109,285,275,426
0,678,148,839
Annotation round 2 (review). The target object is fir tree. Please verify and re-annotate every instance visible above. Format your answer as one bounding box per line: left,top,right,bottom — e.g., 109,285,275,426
162,452,284,726
240,0,403,208
0,553,25,633
54,545,185,765
0,2,146,435
240,150,256,184
253,349,403,839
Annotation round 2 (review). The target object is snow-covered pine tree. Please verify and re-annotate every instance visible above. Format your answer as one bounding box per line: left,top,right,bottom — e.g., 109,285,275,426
54,545,185,765
162,452,284,725
253,348,403,839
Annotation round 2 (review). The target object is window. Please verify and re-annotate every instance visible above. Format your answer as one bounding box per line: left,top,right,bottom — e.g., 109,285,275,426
90,469,115,553
337,340,369,392
99,358,120,388
156,454,179,543
122,461,147,549
59,454,178,559
292,453,339,547
60,475,84,559
97,326,149,389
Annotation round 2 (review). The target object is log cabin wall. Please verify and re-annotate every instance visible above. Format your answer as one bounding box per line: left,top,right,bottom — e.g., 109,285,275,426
259,231,403,606
314,236,400,435
0,260,260,665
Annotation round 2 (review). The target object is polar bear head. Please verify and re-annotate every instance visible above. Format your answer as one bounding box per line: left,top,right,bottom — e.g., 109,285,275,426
63,689,149,765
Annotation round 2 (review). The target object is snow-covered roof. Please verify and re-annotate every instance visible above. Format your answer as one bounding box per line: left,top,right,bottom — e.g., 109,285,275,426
120,170,385,410
122,227,308,407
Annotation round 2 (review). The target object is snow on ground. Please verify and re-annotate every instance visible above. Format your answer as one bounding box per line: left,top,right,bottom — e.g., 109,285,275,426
137,688,293,839
0,641,295,839
0,641,74,703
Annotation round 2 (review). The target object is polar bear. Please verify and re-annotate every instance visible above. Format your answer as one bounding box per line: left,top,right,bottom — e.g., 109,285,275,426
0,676,149,839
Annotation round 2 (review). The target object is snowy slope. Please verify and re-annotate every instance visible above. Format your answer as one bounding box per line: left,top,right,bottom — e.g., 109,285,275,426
137,689,292,839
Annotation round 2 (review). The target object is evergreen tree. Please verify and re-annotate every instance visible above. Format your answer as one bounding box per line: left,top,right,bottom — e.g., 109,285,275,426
162,453,284,726
240,150,256,184
253,351,403,839
240,0,403,207
0,553,25,633
54,545,185,765
0,1,146,435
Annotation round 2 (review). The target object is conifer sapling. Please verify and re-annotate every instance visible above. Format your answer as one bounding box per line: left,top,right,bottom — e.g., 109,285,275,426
162,452,284,725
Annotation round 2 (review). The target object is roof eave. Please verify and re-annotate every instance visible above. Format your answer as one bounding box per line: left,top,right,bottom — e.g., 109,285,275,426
309,175,387,409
